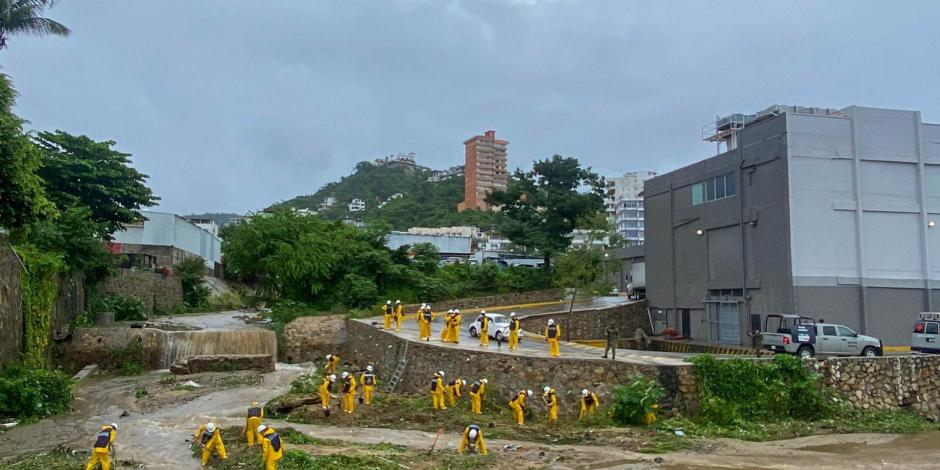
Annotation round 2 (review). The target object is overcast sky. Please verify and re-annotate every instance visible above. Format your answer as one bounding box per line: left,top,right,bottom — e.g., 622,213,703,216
4,0,939,214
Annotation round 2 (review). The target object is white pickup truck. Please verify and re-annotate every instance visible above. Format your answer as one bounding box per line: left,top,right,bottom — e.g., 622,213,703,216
762,314,883,359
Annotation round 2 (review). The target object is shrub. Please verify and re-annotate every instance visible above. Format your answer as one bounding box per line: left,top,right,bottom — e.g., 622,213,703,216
92,293,146,322
107,339,146,375
0,364,74,420
610,374,665,425
175,256,211,308
289,373,323,394
689,354,833,425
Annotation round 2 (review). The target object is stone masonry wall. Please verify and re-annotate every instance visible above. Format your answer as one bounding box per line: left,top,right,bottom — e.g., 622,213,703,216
282,315,348,364
59,327,168,372
343,319,688,417
517,300,650,341
401,289,562,312
0,240,23,368
99,269,183,316
811,355,940,418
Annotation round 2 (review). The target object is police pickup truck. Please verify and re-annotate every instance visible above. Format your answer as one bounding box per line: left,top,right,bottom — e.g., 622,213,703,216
761,314,883,359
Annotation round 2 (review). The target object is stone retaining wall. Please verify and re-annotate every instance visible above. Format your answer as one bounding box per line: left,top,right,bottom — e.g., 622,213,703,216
99,269,183,316
171,354,275,374
517,300,650,341
401,289,562,312
811,355,940,418
342,320,688,416
281,315,349,364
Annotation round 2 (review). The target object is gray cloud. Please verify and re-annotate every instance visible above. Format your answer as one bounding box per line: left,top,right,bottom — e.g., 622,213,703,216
4,0,939,213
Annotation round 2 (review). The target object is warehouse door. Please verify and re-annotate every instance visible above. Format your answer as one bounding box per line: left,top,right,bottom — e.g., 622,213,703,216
716,302,740,344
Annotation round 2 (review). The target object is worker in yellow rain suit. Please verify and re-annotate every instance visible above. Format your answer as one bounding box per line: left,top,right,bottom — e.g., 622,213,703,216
259,425,283,470
320,374,336,415
458,424,487,455
508,312,521,350
194,422,227,466
383,300,394,329
417,304,432,340
85,423,117,470
508,389,533,426
469,378,487,414
246,401,264,447
431,371,447,410
441,309,455,342
580,389,600,420
446,378,466,406
394,300,404,331
341,371,357,413
542,386,558,425
325,354,340,374
478,311,490,347
452,309,462,344
360,365,377,405
545,319,561,357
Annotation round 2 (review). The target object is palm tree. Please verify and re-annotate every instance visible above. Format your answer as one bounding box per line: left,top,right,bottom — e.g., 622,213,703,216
0,0,71,50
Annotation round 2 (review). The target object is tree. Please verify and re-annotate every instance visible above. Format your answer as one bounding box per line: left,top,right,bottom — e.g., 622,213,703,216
485,155,606,267
175,256,210,308
34,131,159,235
0,74,53,229
14,206,116,284
0,0,70,50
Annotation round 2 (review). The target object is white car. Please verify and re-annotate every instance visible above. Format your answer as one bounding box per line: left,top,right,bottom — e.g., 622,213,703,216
468,313,520,342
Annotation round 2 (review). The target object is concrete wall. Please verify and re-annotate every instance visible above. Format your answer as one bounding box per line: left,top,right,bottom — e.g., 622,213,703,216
59,327,168,371
343,320,688,416
645,113,794,345
517,300,651,341
98,269,183,315
0,240,23,368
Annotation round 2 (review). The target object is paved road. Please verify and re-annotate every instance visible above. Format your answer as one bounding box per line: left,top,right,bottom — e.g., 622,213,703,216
363,298,687,367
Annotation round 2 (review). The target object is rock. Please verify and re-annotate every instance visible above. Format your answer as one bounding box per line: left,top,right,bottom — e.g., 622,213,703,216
171,354,275,374
266,394,322,414
169,362,190,375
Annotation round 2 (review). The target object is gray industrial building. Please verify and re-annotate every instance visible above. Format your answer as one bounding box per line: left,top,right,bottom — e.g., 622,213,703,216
645,105,939,346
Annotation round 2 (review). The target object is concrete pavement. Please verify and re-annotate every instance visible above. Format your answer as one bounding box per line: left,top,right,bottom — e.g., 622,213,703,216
365,300,689,367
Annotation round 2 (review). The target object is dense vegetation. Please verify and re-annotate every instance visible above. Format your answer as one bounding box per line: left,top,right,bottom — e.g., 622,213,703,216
270,161,502,230
223,210,549,310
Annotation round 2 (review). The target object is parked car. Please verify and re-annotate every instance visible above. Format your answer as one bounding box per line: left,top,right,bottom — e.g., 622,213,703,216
468,313,519,342
762,314,882,358
912,312,940,354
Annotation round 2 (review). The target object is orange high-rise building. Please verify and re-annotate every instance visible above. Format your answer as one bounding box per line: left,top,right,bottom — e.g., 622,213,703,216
458,130,509,212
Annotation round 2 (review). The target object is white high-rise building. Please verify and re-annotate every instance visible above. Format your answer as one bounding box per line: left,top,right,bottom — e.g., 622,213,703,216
605,171,656,244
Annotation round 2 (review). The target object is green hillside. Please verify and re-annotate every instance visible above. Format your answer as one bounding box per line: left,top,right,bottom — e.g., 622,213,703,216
269,161,502,230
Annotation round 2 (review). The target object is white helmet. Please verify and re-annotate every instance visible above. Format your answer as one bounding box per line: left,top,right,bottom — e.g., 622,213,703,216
448,309,454,314
421,303,427,308
481,378,488,384
548,319,556,326
510,312,516,317
329,374,337,382
341,371,349,379
326,354,332,360
396,300,401,304
366,365,373,372
257,424,267,434
206,422,216,433
481,310,486,314
543,386,550,394
460,379,467,385
427,304,431,309
526,389,533,397
110,423,118,430
438,370,445,377
582,389,589,397
454,309,460,314
387,300,392,304
468,428,478,440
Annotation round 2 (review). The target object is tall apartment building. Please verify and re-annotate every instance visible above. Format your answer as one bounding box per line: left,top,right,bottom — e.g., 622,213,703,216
646,105,939,346
458,130,509,212
606,171,656,243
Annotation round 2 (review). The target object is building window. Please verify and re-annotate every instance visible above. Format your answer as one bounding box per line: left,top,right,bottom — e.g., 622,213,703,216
692,173,736,206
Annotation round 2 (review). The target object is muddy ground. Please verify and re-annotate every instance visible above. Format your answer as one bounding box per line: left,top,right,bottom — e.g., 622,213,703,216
2,366,940,469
